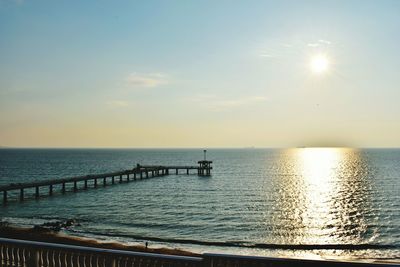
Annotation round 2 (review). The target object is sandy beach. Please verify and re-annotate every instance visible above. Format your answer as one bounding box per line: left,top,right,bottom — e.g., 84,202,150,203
0,222,198,257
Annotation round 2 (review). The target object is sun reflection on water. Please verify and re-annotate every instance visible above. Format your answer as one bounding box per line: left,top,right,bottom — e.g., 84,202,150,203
272,147,374,251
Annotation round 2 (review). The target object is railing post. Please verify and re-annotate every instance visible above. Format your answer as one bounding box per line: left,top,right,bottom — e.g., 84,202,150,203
27,249,40,267
105,257,116,267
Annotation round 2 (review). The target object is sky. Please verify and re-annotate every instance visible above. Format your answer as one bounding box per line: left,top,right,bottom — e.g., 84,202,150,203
1,0,400,148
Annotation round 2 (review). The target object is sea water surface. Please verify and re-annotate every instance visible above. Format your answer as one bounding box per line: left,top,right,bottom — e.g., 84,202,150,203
0,148,399,261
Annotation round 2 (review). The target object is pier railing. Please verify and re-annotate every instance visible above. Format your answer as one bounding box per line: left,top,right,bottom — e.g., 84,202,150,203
0,163,213,204
1,237,399,267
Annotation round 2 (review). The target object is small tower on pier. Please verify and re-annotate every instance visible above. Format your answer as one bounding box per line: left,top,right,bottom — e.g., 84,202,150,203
198,150,212,176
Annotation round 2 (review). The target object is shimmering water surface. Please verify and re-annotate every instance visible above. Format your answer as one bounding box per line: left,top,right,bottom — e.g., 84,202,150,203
0,148,399,261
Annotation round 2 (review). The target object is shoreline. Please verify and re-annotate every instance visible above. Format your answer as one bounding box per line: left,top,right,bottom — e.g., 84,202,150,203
0,223,198,257
1,223,400,264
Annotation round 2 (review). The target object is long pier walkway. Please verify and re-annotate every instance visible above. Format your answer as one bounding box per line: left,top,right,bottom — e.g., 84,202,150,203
0,160,212,204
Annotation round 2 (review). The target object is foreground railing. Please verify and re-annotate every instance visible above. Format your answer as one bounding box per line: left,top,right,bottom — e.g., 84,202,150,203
0,238,202,267
203,253,400,267
1,237,399,267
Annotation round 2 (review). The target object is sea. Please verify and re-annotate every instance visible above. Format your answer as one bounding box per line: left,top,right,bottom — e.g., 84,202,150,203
0,148,399,262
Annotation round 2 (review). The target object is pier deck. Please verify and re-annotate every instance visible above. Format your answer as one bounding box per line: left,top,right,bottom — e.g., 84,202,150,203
0,162,212,204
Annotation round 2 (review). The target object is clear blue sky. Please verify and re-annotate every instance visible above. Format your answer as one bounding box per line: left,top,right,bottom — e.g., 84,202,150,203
1,0,400,147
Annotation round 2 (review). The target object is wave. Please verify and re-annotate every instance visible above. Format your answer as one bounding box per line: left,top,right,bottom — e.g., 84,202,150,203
69,229,398,251
5,217,399,251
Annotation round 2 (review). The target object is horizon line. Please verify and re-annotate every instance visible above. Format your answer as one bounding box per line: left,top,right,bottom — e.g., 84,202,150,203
1,146,400,149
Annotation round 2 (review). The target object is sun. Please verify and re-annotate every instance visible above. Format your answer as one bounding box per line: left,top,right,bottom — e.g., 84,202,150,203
310,54,329,74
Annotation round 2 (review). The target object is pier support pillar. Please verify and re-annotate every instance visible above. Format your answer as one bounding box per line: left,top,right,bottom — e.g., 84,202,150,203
187,169,189,175
74,181,78,192
166,169,169,175
127,174,130,182
94,179,97,187
62,183,66,193
103,177,107,186
3,191,7,204
112,176,115,184
176,169,178,175
119,175,122,183
140,172,143,179
146,171,148,178
84,180,88,189
20,189,24,201
49,185,53,196
35,187,39,199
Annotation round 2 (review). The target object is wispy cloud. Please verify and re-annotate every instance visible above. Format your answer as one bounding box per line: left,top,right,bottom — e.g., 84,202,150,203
213,96,267,108
318,39,331,45
126,72,168,88
260,53,277,58
307,43,320,47
192,95,268,110
107,100,129,107
307,39,332,47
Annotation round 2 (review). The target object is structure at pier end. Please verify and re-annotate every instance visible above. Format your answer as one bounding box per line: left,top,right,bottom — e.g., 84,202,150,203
198,149,212,176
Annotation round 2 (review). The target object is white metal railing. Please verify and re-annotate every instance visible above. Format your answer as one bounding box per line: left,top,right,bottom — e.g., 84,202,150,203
0,237,202,267
203,252,400,267
1,237,399,267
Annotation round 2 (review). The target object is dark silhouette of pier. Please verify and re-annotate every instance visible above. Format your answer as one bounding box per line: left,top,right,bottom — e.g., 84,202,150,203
0,161,212,204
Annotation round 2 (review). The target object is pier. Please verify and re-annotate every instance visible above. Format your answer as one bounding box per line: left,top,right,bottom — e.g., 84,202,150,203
0,161,212,204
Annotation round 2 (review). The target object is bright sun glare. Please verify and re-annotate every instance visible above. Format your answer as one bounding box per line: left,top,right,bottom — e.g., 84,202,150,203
310,54,329,74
